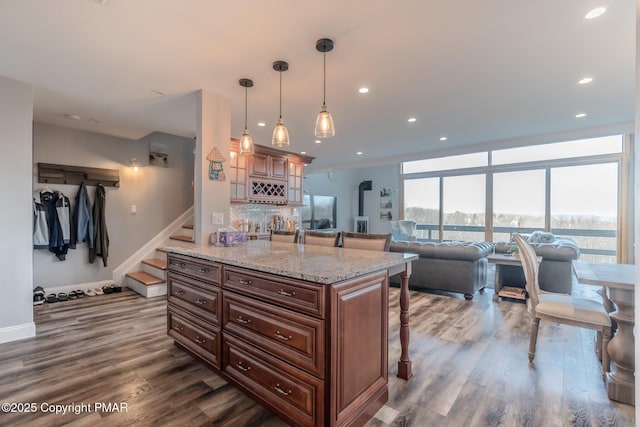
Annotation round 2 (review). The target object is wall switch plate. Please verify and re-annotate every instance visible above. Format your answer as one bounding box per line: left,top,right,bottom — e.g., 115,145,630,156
130,205,137,214
212,212,224,225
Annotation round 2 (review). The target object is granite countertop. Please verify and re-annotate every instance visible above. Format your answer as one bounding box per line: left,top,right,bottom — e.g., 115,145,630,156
163,240,418,284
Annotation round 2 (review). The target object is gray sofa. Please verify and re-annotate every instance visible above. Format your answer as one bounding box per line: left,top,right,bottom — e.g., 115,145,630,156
494,236,580,294
389,241,494,300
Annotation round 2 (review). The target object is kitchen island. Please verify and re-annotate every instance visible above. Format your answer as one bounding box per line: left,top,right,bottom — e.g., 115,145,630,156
163,240,417,427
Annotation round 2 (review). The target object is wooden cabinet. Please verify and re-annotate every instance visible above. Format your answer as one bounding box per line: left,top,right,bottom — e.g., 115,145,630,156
229,149,247,203
288,159,305,206
249,152,288,181
230,139,313,205
167,253,390,427
167,254,222,368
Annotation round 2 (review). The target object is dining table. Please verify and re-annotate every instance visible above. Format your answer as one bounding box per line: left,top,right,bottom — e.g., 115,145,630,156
573,261,637,406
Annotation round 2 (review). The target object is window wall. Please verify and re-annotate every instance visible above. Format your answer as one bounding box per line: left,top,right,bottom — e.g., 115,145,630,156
402,135,630,263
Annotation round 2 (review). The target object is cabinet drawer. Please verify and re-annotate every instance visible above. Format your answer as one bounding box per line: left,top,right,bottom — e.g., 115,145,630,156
223,335,323,427
223,293,324,378
224,266,325,318
168,254,221,284
168,306,220,368
168,273,220,325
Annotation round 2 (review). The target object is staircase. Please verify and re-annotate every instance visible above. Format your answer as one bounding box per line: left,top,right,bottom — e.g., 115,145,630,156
124,223,195,298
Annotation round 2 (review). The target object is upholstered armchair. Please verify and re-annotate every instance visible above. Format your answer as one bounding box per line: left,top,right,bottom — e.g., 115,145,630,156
390,220,417,242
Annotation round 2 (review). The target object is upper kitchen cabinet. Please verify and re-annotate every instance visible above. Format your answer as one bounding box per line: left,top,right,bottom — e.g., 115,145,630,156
229,140,313,206
249,152,287,181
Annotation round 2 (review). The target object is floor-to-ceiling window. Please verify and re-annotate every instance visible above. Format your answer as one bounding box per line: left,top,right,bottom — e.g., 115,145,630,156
402,134,631,263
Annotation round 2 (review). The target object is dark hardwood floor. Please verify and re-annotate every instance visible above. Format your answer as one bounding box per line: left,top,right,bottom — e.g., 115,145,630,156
0,279,634,426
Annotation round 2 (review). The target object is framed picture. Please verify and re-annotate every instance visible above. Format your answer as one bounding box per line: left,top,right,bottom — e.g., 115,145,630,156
149,142,169,167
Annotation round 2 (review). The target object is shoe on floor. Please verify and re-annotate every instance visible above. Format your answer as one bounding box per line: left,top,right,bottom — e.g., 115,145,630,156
85,289,96,297
33,294,45,306
94,288,104,295
33,286,45,296
75,290,85,298
68,291,78,300
57,292,68,302
103,285,114,294
46,293,57,303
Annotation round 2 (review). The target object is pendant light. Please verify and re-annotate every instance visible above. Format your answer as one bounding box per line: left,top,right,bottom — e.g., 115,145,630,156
315,38,335,138
272,60,290,148
238,78,254,154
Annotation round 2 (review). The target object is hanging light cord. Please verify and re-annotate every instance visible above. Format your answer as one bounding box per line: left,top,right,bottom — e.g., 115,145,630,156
279,70,283,119
244,86,248,129
322,51,327,106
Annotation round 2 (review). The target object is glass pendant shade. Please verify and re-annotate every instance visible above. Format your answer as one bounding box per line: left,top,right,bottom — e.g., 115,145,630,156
271,61,290,148
272,118,290,148
238,78,255,154
315,38,335,138
239,129,254,154
315,104,335,138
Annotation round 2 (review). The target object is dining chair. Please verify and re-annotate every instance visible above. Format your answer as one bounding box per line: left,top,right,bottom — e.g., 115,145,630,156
302,230,340,247
341,232,392,252
270,230,298,243
513,234,611,377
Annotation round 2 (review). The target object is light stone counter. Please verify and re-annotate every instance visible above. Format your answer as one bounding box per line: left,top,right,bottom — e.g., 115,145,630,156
163,240,418,284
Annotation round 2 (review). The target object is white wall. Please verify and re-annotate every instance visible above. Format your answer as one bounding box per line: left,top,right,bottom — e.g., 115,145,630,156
304,168,358,231
304,164,401,233
194,90,231,244
33,123,194,288
0,76,35,343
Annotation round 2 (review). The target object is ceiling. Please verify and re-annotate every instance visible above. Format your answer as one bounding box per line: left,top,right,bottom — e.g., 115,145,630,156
0,1,634,172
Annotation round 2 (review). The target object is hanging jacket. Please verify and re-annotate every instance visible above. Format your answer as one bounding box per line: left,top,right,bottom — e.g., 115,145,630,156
40,190,68,260
33,190,49,248
89,184,109,267
71,181,93,249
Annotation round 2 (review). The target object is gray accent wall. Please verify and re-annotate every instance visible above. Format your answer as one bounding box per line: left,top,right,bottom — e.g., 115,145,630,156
33,123,194,288
0,76,34,340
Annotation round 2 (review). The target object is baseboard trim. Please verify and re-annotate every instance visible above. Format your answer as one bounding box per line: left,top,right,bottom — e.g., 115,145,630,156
0,322,36,344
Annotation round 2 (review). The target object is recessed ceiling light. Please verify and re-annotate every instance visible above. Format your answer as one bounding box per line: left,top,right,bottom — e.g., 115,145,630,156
64,114,81,120
585,6,606,20
257,122,266,127
315,140,322,144
300,151,306,154
440,136,448,141
358,87,369,94
356,151,363,155
575,113,587,118
151,90,165,96
577,77,593,85
407,117,417,123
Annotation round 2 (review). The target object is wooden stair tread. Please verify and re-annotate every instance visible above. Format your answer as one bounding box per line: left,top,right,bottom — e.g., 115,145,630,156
141,258,167,270
126,271,165,286
156,247,169,253
182,224,194,229
170,234,194,242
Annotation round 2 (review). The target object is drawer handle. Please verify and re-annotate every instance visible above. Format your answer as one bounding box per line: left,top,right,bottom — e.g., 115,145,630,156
174,290,185,296
194,298,207,305
238,279,252,285
198,268,209,273
236,316,251,324
175,262,186,268
274,384,292,396
236,362,251,372
173,324,184,332
277,289,295,297
194,336,206,345
274,331,292,341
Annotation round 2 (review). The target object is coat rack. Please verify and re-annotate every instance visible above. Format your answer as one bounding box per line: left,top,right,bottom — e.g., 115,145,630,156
37,163,120,188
